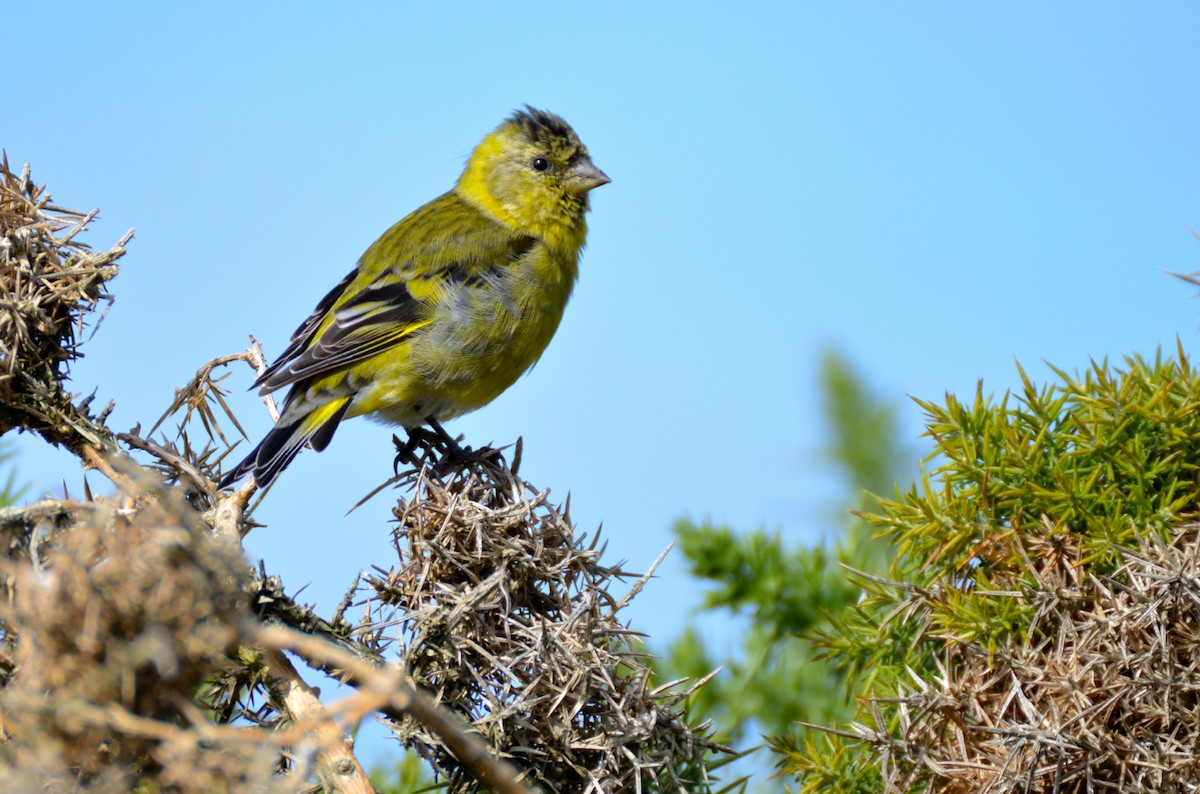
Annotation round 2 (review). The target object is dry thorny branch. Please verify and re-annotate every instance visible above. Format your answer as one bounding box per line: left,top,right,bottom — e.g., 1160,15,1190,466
827,522,1200,794
0,158,721,792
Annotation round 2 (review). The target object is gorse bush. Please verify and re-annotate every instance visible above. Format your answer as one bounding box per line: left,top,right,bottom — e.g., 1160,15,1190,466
786,346,1200,793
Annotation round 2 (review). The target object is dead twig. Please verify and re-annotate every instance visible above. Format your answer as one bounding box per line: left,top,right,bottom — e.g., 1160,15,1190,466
258,624,538,794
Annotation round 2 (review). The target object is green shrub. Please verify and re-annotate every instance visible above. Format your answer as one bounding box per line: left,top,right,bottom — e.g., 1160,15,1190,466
785,347,1200,793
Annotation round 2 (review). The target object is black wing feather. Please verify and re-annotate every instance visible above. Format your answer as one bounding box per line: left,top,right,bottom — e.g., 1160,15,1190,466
255,274,426,393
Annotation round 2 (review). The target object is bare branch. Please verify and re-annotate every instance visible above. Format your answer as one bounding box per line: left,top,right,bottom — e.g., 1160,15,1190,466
258,624,538,794
258,644,377,794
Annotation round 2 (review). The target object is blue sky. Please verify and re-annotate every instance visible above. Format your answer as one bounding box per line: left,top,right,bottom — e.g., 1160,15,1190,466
7,0,1200,770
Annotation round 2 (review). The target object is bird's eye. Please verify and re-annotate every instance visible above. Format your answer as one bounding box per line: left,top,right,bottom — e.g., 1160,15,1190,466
531,156,550,172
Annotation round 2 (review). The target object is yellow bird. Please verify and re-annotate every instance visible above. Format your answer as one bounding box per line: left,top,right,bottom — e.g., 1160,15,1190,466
221,107,608,488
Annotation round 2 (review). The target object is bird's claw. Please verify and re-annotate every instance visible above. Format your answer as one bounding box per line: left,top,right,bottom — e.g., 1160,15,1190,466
393,420,505,480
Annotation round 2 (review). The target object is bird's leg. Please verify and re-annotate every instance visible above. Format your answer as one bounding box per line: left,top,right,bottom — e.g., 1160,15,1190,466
393,418,508,481
392,423,451,474
392,431,423,474
426,417,467,457
419,418,505,477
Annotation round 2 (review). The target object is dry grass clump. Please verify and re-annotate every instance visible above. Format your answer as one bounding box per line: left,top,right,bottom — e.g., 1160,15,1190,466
0,155,129,450
372,446,719,793
0,472,289,793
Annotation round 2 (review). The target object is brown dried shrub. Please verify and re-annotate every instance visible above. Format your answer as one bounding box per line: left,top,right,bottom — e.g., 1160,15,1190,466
371,448,720,793
0,474,289,793
0,154,128,452
888,524,1200,792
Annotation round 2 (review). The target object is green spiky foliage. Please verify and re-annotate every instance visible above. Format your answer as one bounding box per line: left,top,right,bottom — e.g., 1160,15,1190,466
658,349,913,789
784,345,1200,792
370,751,437,794
0,441,24,507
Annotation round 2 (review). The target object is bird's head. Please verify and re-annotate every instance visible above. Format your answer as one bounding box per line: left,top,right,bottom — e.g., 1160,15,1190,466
457,107,609,247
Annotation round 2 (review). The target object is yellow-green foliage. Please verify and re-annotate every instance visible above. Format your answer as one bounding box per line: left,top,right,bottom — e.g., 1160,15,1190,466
784,345,1200,792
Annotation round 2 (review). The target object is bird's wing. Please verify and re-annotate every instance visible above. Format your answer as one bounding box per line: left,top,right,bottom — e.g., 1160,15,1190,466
255,195,536,393
255,266,358,385
255,275,431,392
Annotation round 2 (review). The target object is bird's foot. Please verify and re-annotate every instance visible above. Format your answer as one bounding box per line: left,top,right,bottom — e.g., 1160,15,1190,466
393,419,504,479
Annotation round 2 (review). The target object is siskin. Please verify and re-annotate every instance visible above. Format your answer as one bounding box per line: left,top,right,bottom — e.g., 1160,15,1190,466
220,107,608,488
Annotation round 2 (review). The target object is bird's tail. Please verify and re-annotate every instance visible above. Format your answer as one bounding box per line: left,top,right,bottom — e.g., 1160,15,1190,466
219,395,352,489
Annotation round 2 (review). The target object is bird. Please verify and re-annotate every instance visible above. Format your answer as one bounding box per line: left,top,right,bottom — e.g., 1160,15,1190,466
219,107,608,489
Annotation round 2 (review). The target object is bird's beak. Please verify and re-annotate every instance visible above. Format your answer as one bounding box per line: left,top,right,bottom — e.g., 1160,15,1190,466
566,156,611,193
